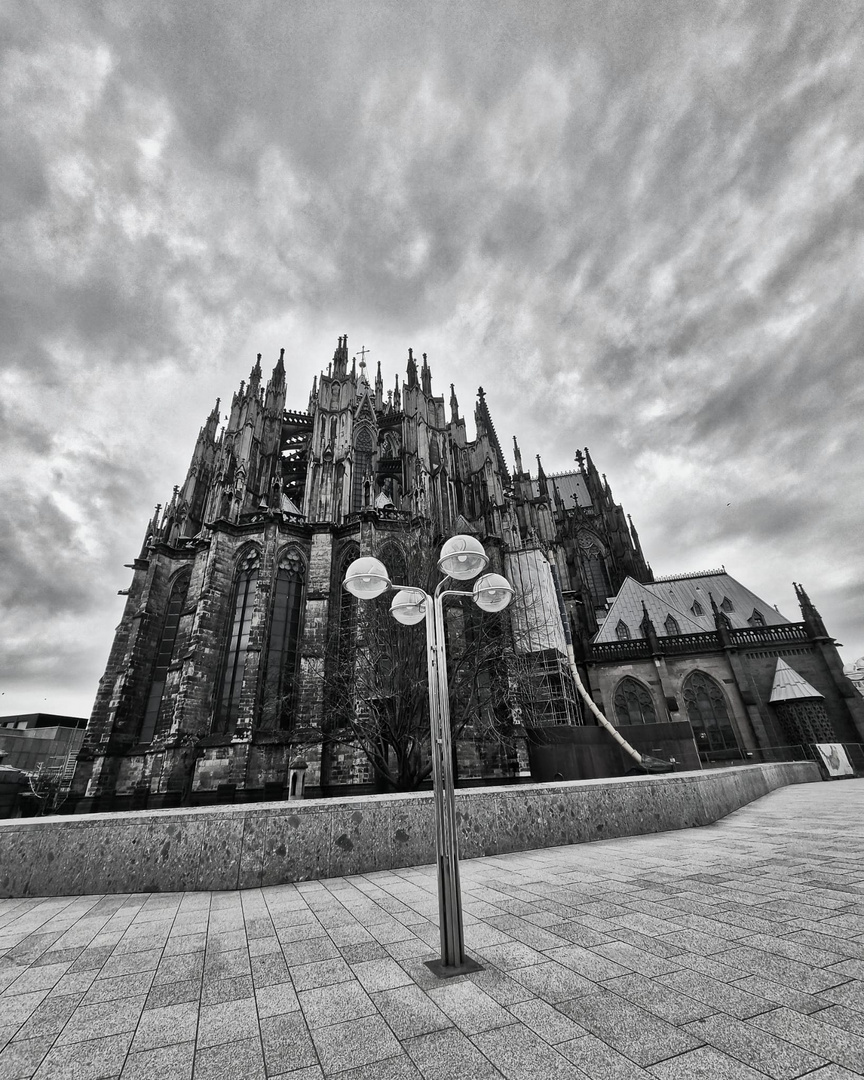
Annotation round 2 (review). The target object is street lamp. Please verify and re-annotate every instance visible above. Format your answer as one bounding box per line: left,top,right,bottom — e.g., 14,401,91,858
344,536,514,977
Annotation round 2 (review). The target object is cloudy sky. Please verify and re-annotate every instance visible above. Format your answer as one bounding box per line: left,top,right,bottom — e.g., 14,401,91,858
2,0,863,718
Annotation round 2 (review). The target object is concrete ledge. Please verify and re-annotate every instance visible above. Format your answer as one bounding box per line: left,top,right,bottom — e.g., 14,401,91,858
0,762,820,897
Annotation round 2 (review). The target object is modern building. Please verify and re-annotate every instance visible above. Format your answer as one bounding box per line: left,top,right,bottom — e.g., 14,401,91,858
0,714,87,775
69,338,864,809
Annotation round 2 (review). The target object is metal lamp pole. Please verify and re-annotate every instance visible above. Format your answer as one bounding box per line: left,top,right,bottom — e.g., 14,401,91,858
343,537,514,978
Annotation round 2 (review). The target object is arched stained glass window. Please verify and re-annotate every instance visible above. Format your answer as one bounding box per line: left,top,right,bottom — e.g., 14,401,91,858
216,549,260,731
615,620,631,641
352,428,373,512
747,609,765,627
613,677,657,726
265,551,306,726
664,614,680,636
683,671,740,755
140,572,190,744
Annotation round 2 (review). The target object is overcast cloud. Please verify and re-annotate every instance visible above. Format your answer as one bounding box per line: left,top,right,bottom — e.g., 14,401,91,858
2,0,863,717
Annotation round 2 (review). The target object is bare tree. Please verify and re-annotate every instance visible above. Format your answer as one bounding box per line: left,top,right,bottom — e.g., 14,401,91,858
323,531,539,792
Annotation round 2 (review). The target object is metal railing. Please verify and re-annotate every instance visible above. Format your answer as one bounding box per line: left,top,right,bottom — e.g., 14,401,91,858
699,742,864,774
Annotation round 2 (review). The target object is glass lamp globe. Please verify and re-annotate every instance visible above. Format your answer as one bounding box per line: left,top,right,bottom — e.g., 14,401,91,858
472,573,514,612
343,557,391,599
438,534,489,580
390,588,427,626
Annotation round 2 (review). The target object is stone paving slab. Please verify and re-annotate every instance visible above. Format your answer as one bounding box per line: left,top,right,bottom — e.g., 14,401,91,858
2,779,864,1078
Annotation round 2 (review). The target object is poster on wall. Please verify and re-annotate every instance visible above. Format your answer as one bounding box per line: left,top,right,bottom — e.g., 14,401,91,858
813,743,854,778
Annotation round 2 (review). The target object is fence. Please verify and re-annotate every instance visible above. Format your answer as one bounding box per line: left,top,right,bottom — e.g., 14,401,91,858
700,742,864,775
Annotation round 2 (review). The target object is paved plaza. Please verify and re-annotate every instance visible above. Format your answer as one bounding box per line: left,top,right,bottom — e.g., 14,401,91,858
2,779,864,1079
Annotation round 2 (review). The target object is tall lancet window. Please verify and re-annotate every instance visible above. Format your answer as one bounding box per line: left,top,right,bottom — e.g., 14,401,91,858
352,428,373,512
683,670,739,755
581,540,611,607
140,572,190,743
216,549,260,730
265,550,306,726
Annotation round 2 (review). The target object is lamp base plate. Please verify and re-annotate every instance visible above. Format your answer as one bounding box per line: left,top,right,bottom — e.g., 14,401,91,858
424,956,483,980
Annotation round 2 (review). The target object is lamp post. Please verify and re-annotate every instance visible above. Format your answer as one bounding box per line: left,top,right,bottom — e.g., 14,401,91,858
344,535,514,977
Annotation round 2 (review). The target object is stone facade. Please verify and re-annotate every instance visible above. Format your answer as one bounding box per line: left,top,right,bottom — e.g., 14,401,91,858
72,335,862,808
583,580,864,764
73,337,657,808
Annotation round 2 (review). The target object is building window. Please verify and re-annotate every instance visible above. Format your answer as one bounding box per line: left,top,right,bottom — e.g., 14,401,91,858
615,620,631,641
140,572,190,744
613,677,657,725
582,545,611,608
683,671,740,757
335,544,360,675
720,596,734,613
747,609,766,627
264,551,306,726
691,601,704,616
352,428,373,512
215,549,260,731
664,614,680,636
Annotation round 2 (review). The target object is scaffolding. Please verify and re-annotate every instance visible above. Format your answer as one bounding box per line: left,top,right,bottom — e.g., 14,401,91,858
506,546,582,728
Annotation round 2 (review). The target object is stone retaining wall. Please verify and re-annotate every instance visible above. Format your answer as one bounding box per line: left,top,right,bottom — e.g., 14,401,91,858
0,762,819,898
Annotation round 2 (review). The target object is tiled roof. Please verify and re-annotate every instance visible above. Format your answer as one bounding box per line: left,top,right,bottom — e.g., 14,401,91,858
769,658,823,702
595,571,790,643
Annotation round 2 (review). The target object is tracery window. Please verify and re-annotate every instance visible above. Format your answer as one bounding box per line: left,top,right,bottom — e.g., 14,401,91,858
265,551,306,725
613,677,657,726
215,549,260,731
747,609,766,627
140,572,190,743
664,614,680,636
336,544,360,673
615,619,631,641
581,542,611,608
683,670,740,755
352,428,373,512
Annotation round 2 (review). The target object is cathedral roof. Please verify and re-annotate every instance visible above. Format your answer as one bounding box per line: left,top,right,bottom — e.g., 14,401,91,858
532,470,592,509
594,570,790,642
769,658,823,702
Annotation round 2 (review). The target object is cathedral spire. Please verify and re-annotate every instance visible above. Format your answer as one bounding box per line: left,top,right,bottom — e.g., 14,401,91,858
272,348,285,386
406,347,418,388
449,383,459,422
795,582,830,639
333,335,349,377
249,354,263,392
535,454,549,502
375,360,383,410
421,352,432,395
513,435,524,475
475,387,511,486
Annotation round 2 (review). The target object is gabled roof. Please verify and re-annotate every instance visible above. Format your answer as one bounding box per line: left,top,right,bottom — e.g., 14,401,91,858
769,658,823,702
594,570,790,643
594,577,706,642
533,470,593,510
